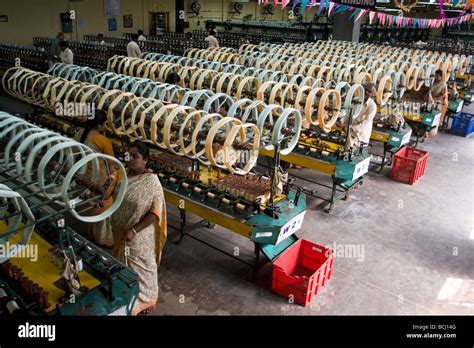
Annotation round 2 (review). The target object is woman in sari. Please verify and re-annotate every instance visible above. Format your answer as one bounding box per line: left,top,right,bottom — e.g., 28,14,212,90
427,69,448,136
110,141,167,315
76,109,116,247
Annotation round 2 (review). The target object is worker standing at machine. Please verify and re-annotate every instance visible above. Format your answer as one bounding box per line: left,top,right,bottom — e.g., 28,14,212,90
137,30,146,41
111,141,167,316
185,32,193,41
427,69,448,136
50,32,64,63
58,41,73,64
97,33,106,45
126,34,142,58
342,83,377,148
205,29,219,48
76,109,116,248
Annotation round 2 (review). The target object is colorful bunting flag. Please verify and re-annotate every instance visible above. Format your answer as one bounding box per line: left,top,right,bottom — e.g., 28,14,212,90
263,0,474,28
328,2,336,16
355,9,366,21
281,0,291,9
317,0,324,16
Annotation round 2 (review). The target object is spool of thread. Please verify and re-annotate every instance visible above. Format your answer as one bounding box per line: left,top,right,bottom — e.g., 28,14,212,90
17,276,27,292
8,264,18,279
6,299,20,314
169,177,177,183
310,147,317,153
25,280,35,297
207,192,216,199
40,291,51,309
48,248,56,264
32,284,41,302
194,187,202,193
182,182,190,189
236,203,246,211
76,257,83,272
322,151,329,156
11,267,20,281
158,173,165,178
221,198,231,205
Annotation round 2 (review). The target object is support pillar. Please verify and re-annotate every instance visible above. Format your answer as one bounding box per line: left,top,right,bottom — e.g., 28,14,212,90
175,0,184,33
332,12,361,42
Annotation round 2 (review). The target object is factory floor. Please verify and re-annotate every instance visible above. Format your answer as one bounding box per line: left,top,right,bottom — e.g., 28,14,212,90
156,106,474,316
1,95,473,315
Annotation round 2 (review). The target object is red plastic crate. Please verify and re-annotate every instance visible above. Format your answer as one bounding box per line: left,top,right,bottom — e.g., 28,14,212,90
390,146,428,185
271,239,334,307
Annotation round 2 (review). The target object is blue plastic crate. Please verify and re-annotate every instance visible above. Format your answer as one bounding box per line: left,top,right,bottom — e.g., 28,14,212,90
450,112,474,137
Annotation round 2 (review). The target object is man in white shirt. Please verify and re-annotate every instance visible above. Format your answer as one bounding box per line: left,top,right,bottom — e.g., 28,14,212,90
137,30,146,41
342,83,377,148
97,33,106,45
127,34,142,58
59,41,73,64
50,32,64,61
205,30,219,48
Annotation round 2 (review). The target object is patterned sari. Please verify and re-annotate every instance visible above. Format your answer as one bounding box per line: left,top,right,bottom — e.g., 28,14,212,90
111,172,167,315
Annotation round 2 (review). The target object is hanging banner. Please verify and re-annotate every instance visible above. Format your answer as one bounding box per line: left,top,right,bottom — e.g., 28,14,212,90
292,0,300,11
301,0,310,11
281,0,291,8
270,0,471,27
331,0,376,9
349,8,360,19
335,4,350,13
355,9,367,21
369,11,376,24
317,0,325,15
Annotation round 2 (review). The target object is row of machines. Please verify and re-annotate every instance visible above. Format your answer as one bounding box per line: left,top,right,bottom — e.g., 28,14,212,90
205,20,332,43
0,43,49,72
0,111,138,316
0,61,309,313
1,38,469,316
101,51,371,211
32,37,167,70
234,39,470,141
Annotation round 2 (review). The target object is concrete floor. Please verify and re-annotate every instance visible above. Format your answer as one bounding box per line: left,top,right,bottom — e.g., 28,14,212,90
155,108,474,316
1,95,473,315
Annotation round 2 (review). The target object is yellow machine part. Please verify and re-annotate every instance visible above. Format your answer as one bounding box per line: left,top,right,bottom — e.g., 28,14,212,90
371,130,390,142
1,221,101,313
164,191,254,238
259,148,336,175
403,113,424,122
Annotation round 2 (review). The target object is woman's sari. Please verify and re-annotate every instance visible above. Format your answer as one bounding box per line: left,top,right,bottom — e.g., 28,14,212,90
111,172,167,315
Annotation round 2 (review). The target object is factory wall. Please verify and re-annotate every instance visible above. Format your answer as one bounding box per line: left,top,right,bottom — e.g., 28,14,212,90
0,0,175,45
182,0,320,32
0,0,470,45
